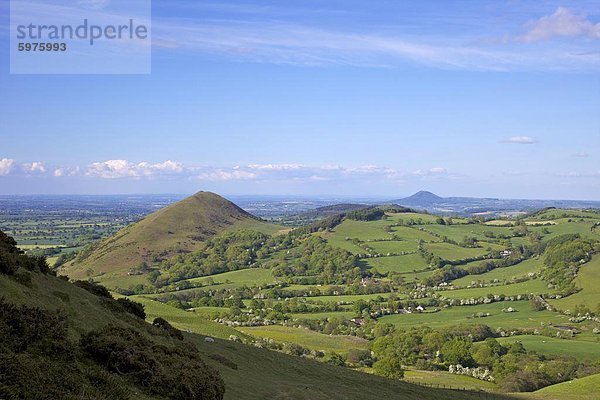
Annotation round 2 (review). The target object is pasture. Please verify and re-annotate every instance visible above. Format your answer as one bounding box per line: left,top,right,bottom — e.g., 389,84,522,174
550,255,600,312
379,301,569,330
238,325,369,355
496,335,600,361
440,279,553,299
424,242,490,260
452,258,543,286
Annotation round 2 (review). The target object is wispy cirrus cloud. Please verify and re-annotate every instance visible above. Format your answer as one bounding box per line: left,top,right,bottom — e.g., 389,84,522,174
149,5,600,71
500,136,537,144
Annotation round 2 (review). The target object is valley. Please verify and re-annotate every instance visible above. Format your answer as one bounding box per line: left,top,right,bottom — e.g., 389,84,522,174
3,191,600,397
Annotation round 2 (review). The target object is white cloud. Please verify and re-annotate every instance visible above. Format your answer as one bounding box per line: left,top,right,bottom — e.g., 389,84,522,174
5,158,461,187
86,159,186,179
501,136,537,144
412,167,447,176
196,169,257,181
247,163,305,171
0,158,15,176
23,162,47,174
522,7,600,42
53,167,80,177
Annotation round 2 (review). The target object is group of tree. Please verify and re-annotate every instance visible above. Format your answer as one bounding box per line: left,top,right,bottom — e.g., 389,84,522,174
370,324,600,392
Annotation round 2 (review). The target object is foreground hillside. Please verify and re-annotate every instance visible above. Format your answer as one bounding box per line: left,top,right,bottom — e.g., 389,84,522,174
1,230,509,400
62,191,281,284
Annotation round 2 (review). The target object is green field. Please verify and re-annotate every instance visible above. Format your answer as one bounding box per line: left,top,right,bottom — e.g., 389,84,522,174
496,335,600,362
367,240,421,253
380,301,569,330
390,226,440,242
125,295,247,340
421,224,513,242
521,372,600,400
439,279,553,299
452,258,543,286
238,325,369,355
0,267,497,400
188,268,277,288
550,255,600,312
424,242,490,260
365,254,430,274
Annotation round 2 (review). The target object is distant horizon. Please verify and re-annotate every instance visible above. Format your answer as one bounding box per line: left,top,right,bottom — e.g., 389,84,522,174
0,190,598,203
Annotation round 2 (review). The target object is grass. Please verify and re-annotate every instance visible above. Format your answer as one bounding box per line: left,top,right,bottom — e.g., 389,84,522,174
331,219,393,241
303,292,400,304
386,213,443,224
404,368,499,392
424,242,490,260
367,240,421,253
550,255,600,312
519,372,600,400
125,295,248,340
1,271,507,400
440,279,554,299
365,254,430,274
379,301,569,330
421,224,513,243
452,258,543,286
496,335,600,361
238,325,369,355
190,334,508,400
187,268,277,287
390,226,440,242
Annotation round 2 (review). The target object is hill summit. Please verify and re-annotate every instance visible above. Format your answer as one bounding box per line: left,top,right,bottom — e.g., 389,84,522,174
397,191,443,206
62,191,277,282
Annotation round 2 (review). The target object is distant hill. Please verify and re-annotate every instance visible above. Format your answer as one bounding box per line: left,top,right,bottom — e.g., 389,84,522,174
396,191,443,206
392,191,600,215
62,191,281,282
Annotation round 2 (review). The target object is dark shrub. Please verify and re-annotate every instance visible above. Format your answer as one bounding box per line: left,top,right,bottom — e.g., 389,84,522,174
116,298,146,319
153,317,183,340
0,299,71,356
81,326,225,400
12,270,33,287
73,280,113,299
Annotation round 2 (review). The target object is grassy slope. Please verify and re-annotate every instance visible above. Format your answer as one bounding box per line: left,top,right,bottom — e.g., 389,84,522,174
496,335,600,362
0,272,511,400
191,333,514,400
550,255,600,312
62,191,281,284
380,300,569,330
237,325,369,355
517,372,600,400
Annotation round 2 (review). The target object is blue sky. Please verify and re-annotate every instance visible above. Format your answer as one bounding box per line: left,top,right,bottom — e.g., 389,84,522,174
0,0,599,199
